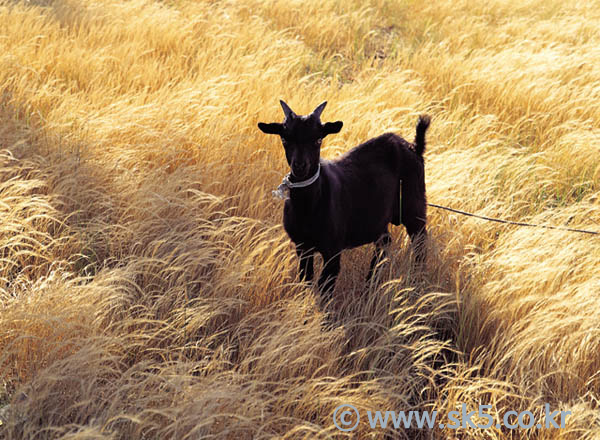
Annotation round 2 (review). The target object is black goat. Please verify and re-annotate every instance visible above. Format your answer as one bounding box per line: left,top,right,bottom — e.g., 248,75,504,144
258,101,430,301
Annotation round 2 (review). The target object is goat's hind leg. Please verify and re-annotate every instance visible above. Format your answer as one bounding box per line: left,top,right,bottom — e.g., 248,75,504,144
401,170,427,268
404,216,427,269
367,231,391,281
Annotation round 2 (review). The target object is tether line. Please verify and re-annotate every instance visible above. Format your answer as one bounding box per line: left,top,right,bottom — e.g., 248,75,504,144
427,203,599,236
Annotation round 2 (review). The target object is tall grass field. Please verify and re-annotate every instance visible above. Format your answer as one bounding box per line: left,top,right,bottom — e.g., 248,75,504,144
1,0,599,438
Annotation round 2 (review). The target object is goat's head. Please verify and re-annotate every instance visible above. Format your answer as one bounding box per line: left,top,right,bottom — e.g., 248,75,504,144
258,101,343,180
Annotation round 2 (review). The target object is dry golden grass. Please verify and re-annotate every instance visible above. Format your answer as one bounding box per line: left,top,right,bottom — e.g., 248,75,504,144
0,0,599,438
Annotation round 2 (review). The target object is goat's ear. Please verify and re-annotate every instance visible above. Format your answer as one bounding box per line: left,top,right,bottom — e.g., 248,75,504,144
323,121,343,136
258,122,283,135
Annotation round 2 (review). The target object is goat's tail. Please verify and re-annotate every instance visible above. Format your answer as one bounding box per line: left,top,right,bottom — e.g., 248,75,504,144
414,115,431,156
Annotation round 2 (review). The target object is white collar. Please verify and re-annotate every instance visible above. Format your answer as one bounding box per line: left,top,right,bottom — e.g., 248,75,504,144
272,164,320,200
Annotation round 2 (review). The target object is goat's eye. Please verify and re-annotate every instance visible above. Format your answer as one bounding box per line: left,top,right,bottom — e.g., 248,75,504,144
316,139,322,146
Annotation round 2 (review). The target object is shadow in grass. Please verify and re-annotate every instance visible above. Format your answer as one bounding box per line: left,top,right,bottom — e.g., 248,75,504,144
296,230,466,416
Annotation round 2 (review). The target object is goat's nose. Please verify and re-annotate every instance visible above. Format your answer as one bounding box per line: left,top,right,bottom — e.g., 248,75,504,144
294,162,307,174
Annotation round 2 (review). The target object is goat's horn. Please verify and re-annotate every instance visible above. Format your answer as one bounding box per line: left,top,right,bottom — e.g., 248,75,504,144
280,100,296,120
312,101,327,120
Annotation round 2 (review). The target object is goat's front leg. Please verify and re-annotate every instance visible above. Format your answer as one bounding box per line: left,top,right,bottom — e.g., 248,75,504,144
296,245,314,282
318,253,341,304
367,231,391,281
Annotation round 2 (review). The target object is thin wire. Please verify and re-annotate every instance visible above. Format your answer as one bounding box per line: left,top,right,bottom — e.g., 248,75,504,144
427,203,600,236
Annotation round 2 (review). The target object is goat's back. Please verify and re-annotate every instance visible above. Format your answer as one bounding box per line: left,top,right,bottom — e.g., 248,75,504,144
322,133,422,248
